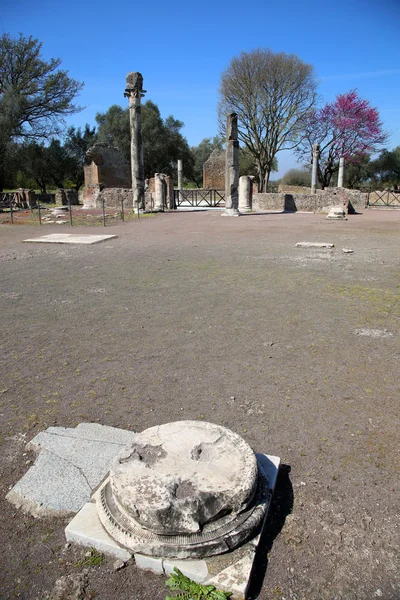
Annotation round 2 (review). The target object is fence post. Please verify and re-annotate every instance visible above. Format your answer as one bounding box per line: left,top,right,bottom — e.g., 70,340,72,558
121,198,124,222
10,199,13,224
68,197,73,226
38,203,42,225
102,198,106,227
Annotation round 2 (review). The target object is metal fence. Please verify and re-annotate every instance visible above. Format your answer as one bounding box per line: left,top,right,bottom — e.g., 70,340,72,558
367,190,400,208
174,189,225,207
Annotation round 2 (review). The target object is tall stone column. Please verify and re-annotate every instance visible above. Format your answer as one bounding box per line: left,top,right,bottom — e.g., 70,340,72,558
311,144,320,194
177,159,183,190
223,113,240,216
338,157,345,188
124,72,146,211
238,176,253,212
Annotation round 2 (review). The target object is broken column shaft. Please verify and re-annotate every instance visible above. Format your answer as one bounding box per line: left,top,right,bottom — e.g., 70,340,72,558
224,113,240,216
338,157,345,188
311,144,320,195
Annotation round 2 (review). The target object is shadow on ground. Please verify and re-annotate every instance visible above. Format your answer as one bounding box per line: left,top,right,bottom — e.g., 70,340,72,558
247,464,293,599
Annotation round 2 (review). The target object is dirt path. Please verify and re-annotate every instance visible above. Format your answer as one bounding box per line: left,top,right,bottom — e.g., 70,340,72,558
0,210,399,599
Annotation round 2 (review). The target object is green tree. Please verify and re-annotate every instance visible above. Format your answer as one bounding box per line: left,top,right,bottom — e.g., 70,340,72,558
64,124,97,190
219,48,316,191
0,33,83,190
280,167,311,187
95,105,130,158
18,142,52,194
370,147,400,188
96,101,194,181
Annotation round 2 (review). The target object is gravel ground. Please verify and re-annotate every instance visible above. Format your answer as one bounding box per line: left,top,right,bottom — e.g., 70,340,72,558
0,209,399,600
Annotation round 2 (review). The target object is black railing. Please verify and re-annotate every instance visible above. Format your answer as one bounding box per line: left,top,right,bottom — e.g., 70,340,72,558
174,189,225,207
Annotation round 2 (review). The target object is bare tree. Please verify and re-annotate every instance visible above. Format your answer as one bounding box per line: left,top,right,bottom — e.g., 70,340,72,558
219,49,317,191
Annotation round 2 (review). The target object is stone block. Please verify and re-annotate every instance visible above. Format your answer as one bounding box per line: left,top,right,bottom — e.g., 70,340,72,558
134,554,164,575
163,558,209,583
65,503,132,561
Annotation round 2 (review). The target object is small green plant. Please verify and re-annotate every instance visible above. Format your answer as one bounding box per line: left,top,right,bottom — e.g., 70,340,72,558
165,568,232,599
75,548,104,568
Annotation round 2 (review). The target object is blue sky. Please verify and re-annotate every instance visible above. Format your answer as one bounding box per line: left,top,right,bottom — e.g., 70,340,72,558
2,0,400,177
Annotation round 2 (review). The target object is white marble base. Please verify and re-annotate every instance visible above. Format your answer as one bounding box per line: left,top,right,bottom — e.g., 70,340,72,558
65,454,280,599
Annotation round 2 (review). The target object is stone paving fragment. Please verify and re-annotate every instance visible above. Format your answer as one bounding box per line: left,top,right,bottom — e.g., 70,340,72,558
295,242,334,248
23,234,117,245
6,423,136,516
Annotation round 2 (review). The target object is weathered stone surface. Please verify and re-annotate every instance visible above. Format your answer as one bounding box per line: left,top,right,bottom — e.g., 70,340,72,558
66,502,132,560
110,421,257,535
326,206,347,220
203,150,225,189
124,72,146,211
253,187,368,212
7,423,136,516
66,452,280,596
238,176,253,212
224,113,239,214
83,144,131,209
97,421,269,558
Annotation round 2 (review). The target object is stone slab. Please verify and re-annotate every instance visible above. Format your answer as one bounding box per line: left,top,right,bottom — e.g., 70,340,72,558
23,234,117,245
65,502,131,561
6,423,136,516
295,242,334,248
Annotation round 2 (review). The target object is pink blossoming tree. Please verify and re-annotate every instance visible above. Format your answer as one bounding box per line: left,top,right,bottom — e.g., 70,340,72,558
295,90,388,188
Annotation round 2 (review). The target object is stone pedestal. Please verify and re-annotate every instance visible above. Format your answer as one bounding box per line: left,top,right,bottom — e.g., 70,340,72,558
96,421,269,559
326,206,347,220
238,176,253,212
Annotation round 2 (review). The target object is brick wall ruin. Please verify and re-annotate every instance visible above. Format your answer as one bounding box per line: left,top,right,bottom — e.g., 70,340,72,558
203,150,225,189
83,145,131,208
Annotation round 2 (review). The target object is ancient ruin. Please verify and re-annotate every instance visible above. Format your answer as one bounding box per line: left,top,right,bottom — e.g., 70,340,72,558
338,157,345,187
83,144,131,209
223,113,240,216
311,144,320,194
55,188,79,206
203,150,225,189
96,421,271,558
124,72,146,212
238,176,253,212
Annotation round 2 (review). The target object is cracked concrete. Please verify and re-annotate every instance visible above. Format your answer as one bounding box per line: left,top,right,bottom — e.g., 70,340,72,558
6,424,136,516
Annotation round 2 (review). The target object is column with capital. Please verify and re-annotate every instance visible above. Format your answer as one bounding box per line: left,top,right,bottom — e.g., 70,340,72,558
124,72,146,212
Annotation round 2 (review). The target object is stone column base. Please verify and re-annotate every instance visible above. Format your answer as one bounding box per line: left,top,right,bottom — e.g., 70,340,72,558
221,208,241,217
